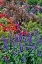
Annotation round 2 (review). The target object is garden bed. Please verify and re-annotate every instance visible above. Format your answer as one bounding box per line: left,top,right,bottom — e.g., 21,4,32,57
0,0,42,64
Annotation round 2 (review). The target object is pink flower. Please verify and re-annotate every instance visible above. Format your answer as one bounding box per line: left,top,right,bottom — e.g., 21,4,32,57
0,0,4,6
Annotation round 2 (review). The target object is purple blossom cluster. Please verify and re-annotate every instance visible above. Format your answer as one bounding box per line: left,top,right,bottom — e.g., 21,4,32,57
0,30,42,58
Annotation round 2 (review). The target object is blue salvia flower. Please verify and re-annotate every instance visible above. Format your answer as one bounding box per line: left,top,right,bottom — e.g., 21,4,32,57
32,39,42,50
17,50,22,54
28,33,32,45
15,34,19,42
24,36,28,42
37,50,41,57
1,35,8,51
12,51,17,56
8,32,15,49
24,36,29,46
21,56,26,63
34,39,42,49
37,50,42,57
25,46,32,50
32,45,36,50
19,43,23,52
9,38,14,50
34,29,39,40
18,33,23,42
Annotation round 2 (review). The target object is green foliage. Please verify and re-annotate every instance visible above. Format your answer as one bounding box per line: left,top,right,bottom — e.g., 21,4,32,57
26,0,38,5
0,32,3,38
39,0,42,6
0,32,9,38
0,49,42,64
0,8,3,13
0,18,8,26
3,32,9,38
20,20,42,33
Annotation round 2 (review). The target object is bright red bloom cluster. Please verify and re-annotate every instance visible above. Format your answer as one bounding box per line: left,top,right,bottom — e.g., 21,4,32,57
0,17,20,33
21,30,28,36
0,23,20,33
0,16,28,35
0,23,4,27
0,13,8,18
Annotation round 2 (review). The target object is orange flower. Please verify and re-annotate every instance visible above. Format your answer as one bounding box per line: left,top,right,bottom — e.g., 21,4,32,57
7,24,13,28
7,18,13,24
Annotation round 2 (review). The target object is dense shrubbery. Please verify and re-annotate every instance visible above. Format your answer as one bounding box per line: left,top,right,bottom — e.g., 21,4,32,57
26,0,42,6
20,20,42,33
0,0,42,64
26,0,38,5
39,0,42,6
0,30,42,64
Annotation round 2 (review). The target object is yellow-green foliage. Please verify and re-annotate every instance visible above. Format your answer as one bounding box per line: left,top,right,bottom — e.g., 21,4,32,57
20,20,42,33
0,17,8,26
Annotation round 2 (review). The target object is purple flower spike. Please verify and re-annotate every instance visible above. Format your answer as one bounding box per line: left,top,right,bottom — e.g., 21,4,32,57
1,35,8,51
34,29,39,40
12,51,16,56
37,51,41,57
15,35,19,42
32,45,36,50
28,33,32,45
19,43,23,52
26,46,32,50
21,56,26,63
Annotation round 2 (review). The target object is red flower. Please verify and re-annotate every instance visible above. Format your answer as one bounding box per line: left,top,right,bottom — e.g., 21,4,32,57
25,31,28,35
0,23,3,27
3,27,9,32
21,30,25,35
21,30,28,36
9,27,13,31
0,0,4,6
13,24,20,32
5,27,9,31
0,14,3,18
0,13,8,18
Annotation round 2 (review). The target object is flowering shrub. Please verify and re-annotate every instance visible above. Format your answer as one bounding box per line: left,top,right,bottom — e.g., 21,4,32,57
0,30,42,64
39,0,42,6
0,17,20,38
0,0,42,64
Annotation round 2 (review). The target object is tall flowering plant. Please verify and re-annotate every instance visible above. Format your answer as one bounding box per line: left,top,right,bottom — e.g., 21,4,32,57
0,30,42,64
